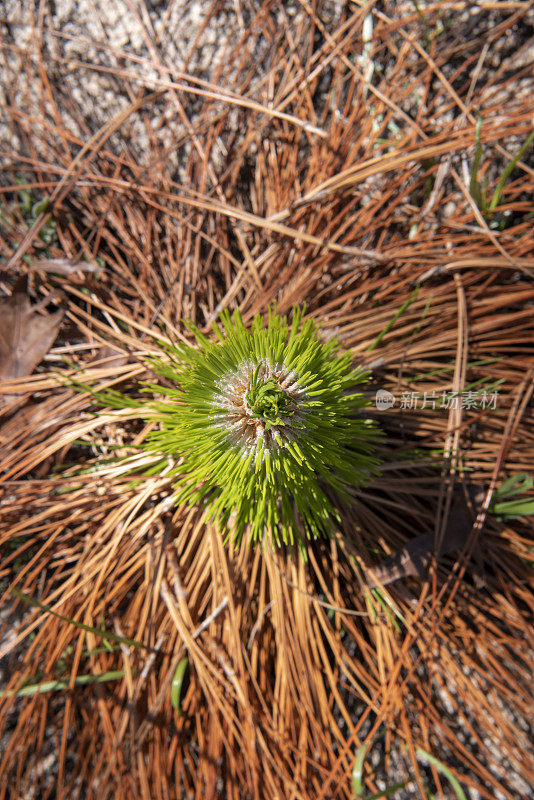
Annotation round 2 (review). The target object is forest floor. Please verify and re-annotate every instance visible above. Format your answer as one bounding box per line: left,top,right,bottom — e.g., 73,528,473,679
1,2,533,799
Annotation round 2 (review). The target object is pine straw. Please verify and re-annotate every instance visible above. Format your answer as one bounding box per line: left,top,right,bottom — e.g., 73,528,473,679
1,2,533,798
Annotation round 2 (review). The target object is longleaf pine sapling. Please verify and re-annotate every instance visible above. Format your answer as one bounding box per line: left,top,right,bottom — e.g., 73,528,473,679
145,307,381,548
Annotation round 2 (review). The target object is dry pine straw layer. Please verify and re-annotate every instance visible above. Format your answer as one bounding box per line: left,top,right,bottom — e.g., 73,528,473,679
1,1,534,799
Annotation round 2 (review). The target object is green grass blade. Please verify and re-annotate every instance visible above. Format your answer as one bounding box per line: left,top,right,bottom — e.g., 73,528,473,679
407,296,432,345
492,499,534,518
171,656,189,713
469,115,485,212
416,748,467,800
1,670,125,698
406,357,499,384
494,473,532,499
11,588,150,651
352,741,371,796
409,0,430,46
363,781,410,800
366,287,419,352
370,589,405,633
488,129,534,212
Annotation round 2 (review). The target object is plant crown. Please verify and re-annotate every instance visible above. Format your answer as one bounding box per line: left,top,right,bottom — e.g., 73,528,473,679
145,307,381,547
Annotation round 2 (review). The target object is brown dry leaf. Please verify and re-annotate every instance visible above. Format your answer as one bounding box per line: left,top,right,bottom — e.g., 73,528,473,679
31,257,103,276
0,287,63,386
97,344,129,369
365,488,484,588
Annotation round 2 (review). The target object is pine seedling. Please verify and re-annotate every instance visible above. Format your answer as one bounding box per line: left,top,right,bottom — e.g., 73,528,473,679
138,307,381,548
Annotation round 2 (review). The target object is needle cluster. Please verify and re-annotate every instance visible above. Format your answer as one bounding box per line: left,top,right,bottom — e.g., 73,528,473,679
146,307,381,547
